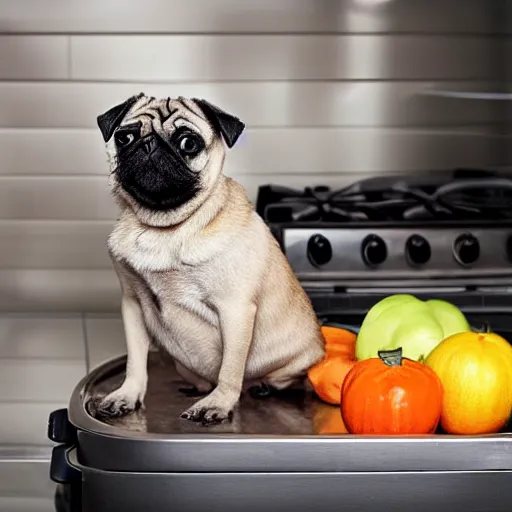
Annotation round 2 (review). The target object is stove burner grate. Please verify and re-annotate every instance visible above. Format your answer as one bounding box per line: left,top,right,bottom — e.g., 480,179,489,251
256,170,512,224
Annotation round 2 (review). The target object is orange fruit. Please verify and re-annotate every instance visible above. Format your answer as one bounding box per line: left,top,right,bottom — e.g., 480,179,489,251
307,326,357,405
321,326,357,358
425,330,512,435
308,356,356,405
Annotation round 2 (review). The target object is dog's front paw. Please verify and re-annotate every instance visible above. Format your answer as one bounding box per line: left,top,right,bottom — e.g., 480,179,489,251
180,390,236,425
87,386,143,421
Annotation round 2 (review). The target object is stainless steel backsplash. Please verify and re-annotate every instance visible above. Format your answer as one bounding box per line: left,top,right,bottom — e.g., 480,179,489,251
0,0,509,311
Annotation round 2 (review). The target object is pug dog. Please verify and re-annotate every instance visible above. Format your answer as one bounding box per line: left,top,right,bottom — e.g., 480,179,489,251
91,93,325,425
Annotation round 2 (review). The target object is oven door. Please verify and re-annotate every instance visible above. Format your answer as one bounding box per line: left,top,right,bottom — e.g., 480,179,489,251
308,286,512,342
319,311,512,341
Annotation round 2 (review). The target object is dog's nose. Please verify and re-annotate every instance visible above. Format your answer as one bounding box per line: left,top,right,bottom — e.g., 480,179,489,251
143,137,158,155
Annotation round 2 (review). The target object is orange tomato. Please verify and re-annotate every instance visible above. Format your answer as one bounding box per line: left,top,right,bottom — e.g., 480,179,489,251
341,347,443,435
425,330,512,435
307,327,357,405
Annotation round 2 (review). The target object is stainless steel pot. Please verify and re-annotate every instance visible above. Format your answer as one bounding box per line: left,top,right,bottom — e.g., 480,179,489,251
49,351,512,512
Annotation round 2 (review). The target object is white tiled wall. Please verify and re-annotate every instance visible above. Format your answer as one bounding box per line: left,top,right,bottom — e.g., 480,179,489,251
0,460,56,510
0,0,508,446
84,314,128,370
0,313,125,446
0,0,507,313
0,314,86,445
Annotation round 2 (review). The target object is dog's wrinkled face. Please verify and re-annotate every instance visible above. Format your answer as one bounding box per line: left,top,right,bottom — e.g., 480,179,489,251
97,94,245,226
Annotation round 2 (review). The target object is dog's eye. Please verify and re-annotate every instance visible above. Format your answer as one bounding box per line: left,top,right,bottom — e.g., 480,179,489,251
178,134,203,157
115,132,136,148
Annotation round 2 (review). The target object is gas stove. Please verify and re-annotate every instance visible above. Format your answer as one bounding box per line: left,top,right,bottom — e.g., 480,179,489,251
256,170,512,291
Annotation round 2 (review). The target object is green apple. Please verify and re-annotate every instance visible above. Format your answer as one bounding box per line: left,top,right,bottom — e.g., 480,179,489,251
355,294,470,362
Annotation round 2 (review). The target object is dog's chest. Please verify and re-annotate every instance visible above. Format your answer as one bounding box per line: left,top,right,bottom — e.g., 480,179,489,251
108,219,224,272
109,224,220,331
146,269,218,326
109,224,184,271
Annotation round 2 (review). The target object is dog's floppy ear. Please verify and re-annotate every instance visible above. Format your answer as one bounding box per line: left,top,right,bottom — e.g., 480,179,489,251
193,98,245,149
97,93,144,142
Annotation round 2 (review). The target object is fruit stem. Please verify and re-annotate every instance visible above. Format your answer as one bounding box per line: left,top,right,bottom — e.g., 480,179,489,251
378,347,403,367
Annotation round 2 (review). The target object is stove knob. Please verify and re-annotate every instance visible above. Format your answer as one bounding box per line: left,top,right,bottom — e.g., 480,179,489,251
453,233,480,266
361,234,387,267
307,234,332,267
406,234,431,266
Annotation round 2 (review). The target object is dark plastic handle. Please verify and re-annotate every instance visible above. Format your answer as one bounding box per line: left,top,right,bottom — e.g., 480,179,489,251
48,408,77,444
50,444,81,484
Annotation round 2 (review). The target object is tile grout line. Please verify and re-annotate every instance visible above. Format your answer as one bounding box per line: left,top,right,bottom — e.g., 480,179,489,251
66,35,72,80
81,313,90,374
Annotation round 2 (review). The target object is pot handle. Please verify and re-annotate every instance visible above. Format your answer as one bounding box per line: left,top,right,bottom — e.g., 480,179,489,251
65,446,83,472
48,407,82,484
50,445,81,484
